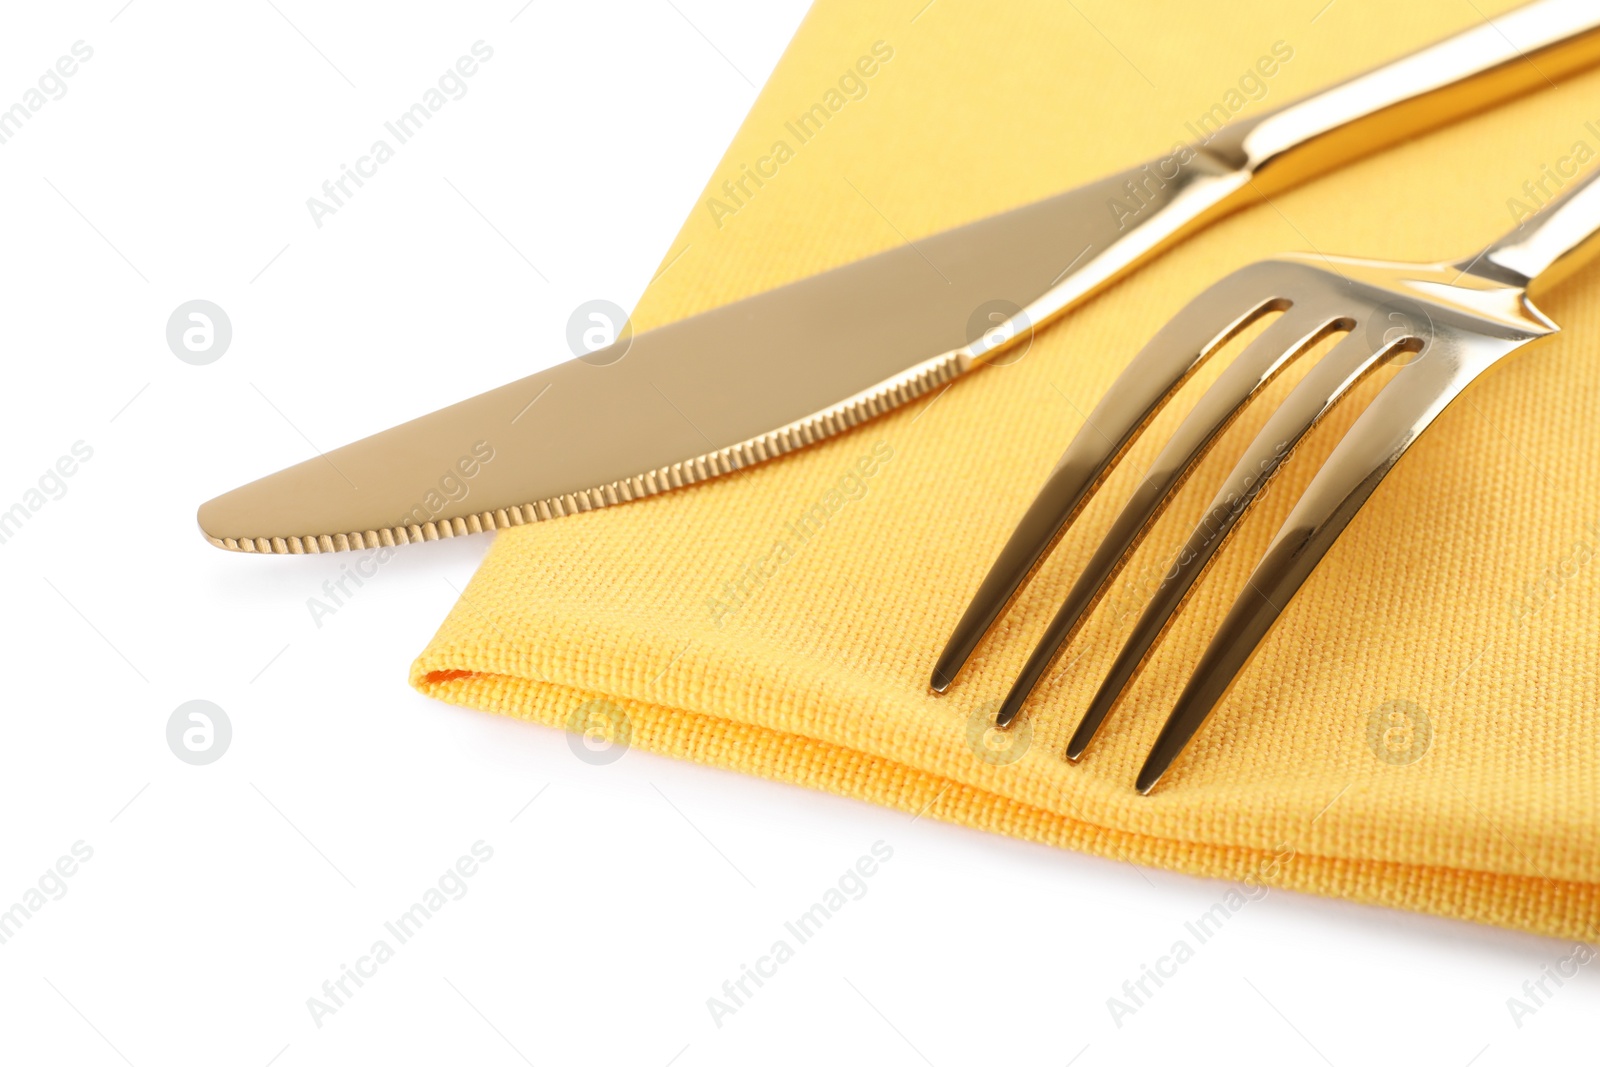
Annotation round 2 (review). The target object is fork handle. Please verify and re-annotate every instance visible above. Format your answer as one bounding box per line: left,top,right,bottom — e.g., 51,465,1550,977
1470,165,1600,300
1209,0,1600,195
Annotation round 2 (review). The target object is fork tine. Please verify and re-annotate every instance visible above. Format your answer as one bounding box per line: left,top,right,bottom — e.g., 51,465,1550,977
993,311,1352,728
1066,330,1404,759
1134,345,1487,794
930,262,1293,693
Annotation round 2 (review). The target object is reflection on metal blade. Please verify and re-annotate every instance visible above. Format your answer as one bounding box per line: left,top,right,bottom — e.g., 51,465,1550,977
199,153,1250,553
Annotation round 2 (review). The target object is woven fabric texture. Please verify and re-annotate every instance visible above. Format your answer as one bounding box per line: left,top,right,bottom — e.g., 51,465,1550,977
413,0,1600,939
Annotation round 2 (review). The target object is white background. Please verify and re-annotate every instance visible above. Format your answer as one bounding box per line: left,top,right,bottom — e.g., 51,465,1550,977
0,2,1595,1065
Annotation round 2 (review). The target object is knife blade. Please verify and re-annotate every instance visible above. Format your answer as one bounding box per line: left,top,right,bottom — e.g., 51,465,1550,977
198,0,1600,553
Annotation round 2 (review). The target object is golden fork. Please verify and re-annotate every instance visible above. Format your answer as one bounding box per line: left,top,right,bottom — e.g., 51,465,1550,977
931,160,1600,793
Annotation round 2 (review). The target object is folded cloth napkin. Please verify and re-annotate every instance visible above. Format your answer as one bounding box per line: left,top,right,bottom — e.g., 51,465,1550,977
414,0,1600,939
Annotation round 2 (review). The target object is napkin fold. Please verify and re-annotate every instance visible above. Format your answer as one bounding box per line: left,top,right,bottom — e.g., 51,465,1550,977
414,0,1600,939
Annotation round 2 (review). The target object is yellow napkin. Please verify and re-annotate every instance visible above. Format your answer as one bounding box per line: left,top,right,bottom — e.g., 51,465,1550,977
414,0,1600,939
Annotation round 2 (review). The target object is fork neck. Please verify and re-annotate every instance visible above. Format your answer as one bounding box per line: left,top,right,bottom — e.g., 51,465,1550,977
1461,166,1600,302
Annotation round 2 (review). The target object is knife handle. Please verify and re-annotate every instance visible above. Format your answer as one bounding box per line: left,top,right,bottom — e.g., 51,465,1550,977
1207,0,1600,194
1474,158,1600,300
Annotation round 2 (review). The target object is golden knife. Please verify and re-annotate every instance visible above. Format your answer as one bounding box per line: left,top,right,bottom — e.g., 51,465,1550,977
199,0,1600,554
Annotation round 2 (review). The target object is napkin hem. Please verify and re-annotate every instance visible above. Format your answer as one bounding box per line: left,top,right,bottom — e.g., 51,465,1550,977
411,660,1599,943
